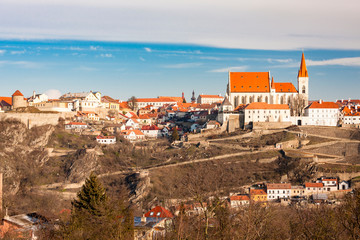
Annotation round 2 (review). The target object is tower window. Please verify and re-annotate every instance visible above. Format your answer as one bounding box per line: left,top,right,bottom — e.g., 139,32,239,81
302,86,306,94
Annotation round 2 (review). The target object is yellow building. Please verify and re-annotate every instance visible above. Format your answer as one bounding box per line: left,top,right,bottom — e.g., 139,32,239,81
250,189,267,203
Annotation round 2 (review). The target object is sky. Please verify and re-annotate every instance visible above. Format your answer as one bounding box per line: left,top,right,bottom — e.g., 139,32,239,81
0,0,359,101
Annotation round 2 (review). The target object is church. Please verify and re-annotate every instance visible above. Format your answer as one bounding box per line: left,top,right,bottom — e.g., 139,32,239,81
226,53,309,108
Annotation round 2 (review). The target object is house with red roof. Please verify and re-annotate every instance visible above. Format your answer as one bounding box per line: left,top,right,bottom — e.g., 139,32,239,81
141,125,161,138
304,99,340,126
229,195,250,208
144,206,174,219
227,53,308,108
0,97,12,111
243,102,291,126
121,129,145,141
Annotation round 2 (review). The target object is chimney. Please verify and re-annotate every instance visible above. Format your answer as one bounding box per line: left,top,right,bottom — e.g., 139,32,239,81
342,99,344,103
319,99,323,104
141,214,146,223
33,91,36,99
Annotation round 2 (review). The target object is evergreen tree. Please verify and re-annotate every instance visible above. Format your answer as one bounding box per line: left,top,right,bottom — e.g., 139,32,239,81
61,173,134,240
171,127,180,141
72,172,107,217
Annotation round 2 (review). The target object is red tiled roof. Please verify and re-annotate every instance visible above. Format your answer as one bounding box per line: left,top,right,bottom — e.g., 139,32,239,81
0,97,12,105
267,183,291,189
298,53,308,78
230,72,270,93
307,101,339,109
67,122,87,125
119,101,130,109
273,82,298,93
121,130,144,136
245,102,289,110
250,189,267,195
144,206,174,218
136,97,178,103
230,195,250,201
199,95,223,98
141,125,160,130
12,90,24,96
96,135,116,139
158,96,184,103
139,114,150,119
305,182,323,188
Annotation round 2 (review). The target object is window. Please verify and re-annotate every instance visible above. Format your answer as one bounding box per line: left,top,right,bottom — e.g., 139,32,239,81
150,212,154,216
156,212,161,216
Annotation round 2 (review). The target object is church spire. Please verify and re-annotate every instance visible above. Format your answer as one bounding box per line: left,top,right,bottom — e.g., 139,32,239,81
271,77,275,89
298,52,308,78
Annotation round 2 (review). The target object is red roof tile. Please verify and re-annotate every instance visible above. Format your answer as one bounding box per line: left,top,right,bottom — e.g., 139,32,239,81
298,53,308,78
230,72,270,93
245,102,289,110
12,90,24,96
273,82,298,93
230,195,250,201
144,206,173,218
267,183,291,189
307,101,339,109
305,182,323,188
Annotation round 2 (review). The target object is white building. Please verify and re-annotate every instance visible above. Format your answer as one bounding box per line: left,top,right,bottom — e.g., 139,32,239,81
266,183,292,200
197,94,224,104
135,97,178,110
65,122,88,130
227,53,309,108
96,135,116,144
304,100,340,126
317,177,338,192
60,91,102,112
141,125,162,138
243,102,291,126
229,195,250,208
27,91,48,106
121,130,145,141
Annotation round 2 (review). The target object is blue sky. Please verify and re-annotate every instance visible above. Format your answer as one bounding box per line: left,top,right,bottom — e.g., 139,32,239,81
0,0,359,101
0,40,359,101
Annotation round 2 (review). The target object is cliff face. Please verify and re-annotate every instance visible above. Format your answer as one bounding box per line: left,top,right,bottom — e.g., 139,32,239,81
0,119,55,195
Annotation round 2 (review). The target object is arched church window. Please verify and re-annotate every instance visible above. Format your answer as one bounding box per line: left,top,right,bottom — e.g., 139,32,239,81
302,86,306,94
265,96,268,103
280,96,284,104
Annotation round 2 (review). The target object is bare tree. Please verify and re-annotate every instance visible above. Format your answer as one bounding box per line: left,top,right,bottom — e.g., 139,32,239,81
127,96,138,111
289,95,307,116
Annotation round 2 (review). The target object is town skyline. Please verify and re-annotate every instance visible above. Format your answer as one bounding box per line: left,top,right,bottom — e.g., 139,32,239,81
1,40,359,102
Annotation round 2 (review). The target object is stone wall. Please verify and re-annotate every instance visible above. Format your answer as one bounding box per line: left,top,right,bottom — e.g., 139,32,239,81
252,122,292,130
0,112,74,128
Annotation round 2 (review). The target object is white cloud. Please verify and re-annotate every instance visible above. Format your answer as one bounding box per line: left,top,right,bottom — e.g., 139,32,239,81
307,57,360,67
267,58,293,64
210,66,248,73
44,89,61,99
0,60,41,68
0,50,6,55
0,0,359,50
10,50,26,55
139,57,145,61
100,53,113,58
163,62,203,69
144,47,152,52
90,46,99,51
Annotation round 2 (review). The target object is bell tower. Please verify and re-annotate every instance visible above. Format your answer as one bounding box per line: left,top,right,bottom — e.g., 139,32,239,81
297,52,309,106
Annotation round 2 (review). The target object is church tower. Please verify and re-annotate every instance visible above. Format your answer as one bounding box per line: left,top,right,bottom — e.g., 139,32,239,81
297,53,309,106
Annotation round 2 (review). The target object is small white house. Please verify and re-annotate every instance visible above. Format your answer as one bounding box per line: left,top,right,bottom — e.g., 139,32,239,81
229,195,250,208
339,181,350,190
65,122,88,130
96,135,116,144
304,100,340,126
267,183,292,200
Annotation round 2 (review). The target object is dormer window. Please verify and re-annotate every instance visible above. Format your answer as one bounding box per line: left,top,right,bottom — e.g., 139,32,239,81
257,86,259,88
156,212,161,216
150,212,154,216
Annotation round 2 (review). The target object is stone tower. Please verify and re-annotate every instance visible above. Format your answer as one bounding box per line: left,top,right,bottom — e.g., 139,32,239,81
191,90,196,103
12,90,27,110
297,53,309,106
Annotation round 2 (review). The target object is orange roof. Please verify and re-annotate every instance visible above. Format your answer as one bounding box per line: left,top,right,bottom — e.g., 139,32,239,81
230,72,270,93
12,90,24,96
136,97,178,103
119,101,130,109
158,96,184,103
144,206,174,218
267,183,291,189
141,125,160,130
307,101,339,109
245,102,289,110
199,95,223,98
230,195,250,201
96,135,116,139
67,122,87,125
273,82,297,93
250,189,267,195
305,182,323,188
139,114,150,119
298,53,308,78
0,97,12,105
121,129,144,136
